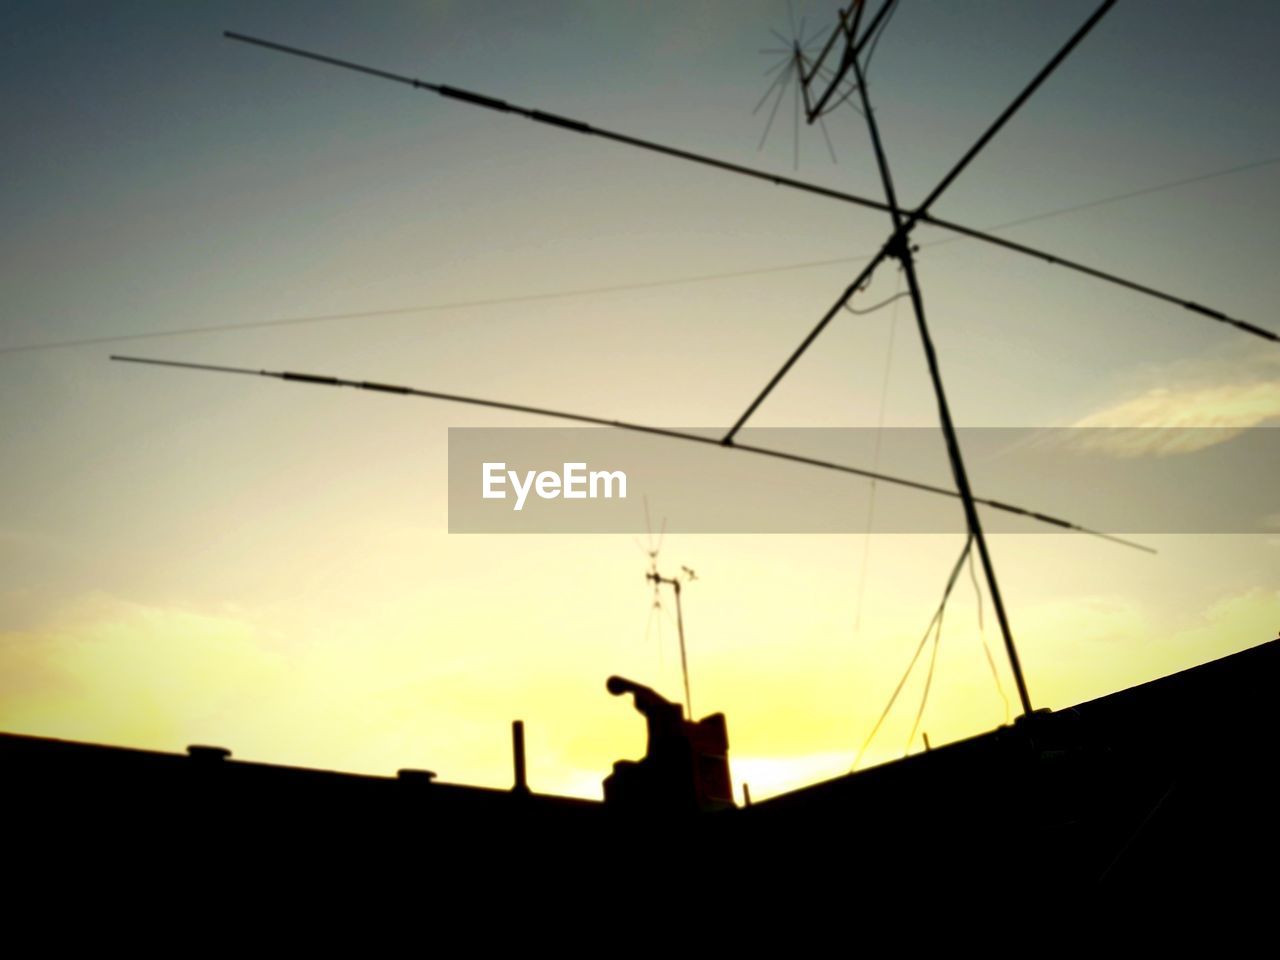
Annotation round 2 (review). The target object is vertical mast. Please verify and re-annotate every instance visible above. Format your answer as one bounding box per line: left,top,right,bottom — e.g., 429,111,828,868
848,47,1035,716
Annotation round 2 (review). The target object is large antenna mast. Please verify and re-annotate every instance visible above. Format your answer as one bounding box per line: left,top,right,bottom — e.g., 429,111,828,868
764,0,1116,717
116,1,1277,729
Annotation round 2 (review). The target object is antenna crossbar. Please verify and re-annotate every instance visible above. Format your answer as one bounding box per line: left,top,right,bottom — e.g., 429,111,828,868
223,29,1277,347
110,354,1152,554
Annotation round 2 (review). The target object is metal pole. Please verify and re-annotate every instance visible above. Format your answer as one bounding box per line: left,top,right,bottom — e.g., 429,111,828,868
851,57,1034,716
673,579,693,720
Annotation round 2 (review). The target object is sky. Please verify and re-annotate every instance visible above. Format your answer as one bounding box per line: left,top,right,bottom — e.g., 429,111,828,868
1,0,1278,800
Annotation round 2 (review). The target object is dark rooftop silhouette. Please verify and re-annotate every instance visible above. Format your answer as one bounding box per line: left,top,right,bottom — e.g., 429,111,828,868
8,638,1279,897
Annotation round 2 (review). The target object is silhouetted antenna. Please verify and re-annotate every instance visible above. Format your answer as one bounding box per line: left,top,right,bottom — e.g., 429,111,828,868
637,498,669,674
646,564,697,720
109,354,1152,554
222,30,1277,345
844,9,1033,716
725,0,1124,449
726,0,1118,721
636,504,695,715
756,6,841,167
798,1,855,119
797,0,895,123
139,9,1262,734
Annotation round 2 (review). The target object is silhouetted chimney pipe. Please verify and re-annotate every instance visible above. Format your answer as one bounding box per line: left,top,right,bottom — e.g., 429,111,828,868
512,720,529,795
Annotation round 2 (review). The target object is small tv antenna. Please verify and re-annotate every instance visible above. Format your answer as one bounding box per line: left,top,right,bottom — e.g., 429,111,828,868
646,566,697,722
639,499,697,720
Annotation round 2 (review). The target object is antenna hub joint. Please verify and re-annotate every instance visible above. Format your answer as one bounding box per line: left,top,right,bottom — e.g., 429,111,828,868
884,229,915,264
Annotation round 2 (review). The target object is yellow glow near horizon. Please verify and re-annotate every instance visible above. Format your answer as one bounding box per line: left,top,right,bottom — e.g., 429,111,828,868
3,2,1279,808
2,573,1274,801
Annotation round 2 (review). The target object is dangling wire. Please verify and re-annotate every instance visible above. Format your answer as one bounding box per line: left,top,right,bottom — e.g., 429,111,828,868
810,63,865,118
757,64,793,151
642,587,661,648
854,534,973,769
904,534,973,752
754,48,795,111
968,545,1010,723
844,290,910,315
860,0,901,78
642,497,667,565
792,45,801,170
653,592,667,676
852,267,903,636
905,593,946,754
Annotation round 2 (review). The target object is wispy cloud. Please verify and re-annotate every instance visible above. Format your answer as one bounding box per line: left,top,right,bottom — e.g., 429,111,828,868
1064,349,1279,457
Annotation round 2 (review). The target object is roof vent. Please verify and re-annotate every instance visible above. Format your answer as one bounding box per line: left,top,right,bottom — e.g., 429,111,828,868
186,745,231,761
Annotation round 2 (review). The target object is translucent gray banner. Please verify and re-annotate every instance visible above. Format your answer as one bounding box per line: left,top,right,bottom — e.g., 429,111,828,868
447,427,1279,534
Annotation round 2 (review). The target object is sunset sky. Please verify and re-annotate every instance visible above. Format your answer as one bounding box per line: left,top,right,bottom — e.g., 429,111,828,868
2,0,1277,800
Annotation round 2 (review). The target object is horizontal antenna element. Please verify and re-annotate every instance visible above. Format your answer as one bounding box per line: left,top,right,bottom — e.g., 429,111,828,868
110,354,1152,554
222,29,1276,346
